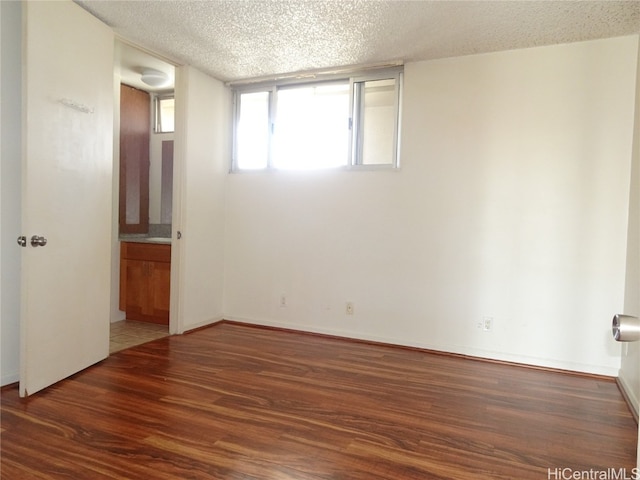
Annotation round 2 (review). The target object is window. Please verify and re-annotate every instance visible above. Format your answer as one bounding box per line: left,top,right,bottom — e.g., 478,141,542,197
236,91,269,169
353,78,398,166
154,95,175,133
274,82,350,169
232,67,402,171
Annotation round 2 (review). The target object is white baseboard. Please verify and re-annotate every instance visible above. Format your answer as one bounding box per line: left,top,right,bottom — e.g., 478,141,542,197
180,315,225,334
222,315,619,377
617,369,640,420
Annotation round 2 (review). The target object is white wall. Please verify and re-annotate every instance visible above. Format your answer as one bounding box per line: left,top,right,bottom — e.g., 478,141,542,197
3,2,637,388
224,36,638,376
1,0,22,386
171,66,229,332
618,37,640,418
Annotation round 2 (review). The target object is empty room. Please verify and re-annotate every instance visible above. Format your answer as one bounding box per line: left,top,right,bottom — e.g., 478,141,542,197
1,0,639,478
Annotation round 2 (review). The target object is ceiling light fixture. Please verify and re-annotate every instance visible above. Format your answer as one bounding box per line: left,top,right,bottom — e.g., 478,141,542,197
140,68,170,88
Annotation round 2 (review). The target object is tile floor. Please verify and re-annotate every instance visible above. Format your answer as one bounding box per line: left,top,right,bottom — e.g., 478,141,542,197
109,320,169,354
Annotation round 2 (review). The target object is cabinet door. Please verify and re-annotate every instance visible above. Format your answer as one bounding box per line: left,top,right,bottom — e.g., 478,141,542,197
149,261,171,324
119,85,150,234
124,259,170,325
120,242,171,325
124,259,148,321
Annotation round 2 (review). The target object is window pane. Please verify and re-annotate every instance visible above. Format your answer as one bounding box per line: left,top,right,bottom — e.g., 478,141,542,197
359,79,395,165
157,97,175,133
237,91,269,169
273,83,349,169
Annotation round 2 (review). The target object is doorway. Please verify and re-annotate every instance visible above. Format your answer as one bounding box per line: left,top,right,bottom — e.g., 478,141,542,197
111,40,176,350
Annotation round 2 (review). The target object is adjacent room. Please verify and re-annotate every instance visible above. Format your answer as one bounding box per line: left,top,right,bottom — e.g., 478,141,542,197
1,0,639,477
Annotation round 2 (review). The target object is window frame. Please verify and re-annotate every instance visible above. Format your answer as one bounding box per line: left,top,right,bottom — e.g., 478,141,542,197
153,94,175,134
231,66,403,172
232,86,275,170
350,70,403,168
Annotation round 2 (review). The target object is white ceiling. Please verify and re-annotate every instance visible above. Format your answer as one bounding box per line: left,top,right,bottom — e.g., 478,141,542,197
78,0,640,83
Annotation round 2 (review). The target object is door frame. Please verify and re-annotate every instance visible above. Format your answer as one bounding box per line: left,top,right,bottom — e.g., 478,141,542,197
109,38,182,336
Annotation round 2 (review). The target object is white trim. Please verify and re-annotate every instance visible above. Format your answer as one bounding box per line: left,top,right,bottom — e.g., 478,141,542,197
169,66,187,336
182,315,225,334
114,34,181,68
222,315,621,377
226,61,403,88
618,367,640,417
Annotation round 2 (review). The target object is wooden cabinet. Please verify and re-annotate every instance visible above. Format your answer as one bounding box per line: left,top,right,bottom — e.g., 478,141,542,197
120,242,170,325
119,84,150,234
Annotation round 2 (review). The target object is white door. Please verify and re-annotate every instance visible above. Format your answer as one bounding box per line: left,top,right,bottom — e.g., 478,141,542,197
19,1,114,396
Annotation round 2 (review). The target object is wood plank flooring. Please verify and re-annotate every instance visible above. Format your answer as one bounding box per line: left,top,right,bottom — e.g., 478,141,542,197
1,322,637,479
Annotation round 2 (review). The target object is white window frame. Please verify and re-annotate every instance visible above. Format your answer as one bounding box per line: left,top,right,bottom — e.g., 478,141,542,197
231,66,403,172
350,70,403,168
154,94,175,134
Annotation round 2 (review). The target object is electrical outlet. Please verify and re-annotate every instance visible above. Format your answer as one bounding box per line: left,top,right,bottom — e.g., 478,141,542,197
482,316,493,332
280,295,287,307
346,302,354,315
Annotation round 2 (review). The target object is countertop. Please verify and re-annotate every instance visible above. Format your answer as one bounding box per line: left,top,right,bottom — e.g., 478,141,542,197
119,235,171,245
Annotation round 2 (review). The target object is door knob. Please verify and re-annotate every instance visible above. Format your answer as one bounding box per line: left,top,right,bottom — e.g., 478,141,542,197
17,235,27,247
30,235,47,247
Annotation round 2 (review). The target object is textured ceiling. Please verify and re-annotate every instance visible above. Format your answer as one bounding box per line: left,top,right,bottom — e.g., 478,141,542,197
77,0,640,83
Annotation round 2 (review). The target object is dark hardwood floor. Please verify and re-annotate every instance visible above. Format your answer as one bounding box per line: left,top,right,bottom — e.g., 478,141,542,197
1,322,637,479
